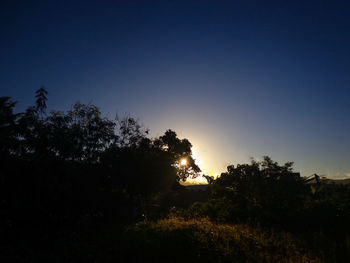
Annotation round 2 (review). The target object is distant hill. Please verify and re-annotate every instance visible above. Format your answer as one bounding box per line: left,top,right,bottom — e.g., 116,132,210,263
327,178,350,185
185,177,350,187
305,175,350,185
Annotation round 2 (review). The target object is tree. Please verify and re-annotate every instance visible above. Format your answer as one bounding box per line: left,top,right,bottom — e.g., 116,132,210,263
115,114,148,148
35,86,48,118
65,102,117,161
155,129,201,181
204,156,306,225
0,97,20,156
1,88,203,225
45,102,117,161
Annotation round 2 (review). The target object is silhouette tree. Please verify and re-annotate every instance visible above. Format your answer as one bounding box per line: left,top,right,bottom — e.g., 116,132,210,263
155,129,201,181
0,97,20,156
115,114,148,147
201,156,307,226
35,86,48,118
1,88,206,238
1,88,350,263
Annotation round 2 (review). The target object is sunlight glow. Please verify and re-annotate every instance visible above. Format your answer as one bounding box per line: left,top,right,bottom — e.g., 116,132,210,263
180,158,187,166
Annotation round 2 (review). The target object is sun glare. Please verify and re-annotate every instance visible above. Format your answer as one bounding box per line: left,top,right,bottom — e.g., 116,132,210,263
180,158,187,166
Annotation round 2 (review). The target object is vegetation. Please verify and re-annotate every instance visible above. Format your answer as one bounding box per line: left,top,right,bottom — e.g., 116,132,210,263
121,217,322,263
1,88,349,262
175,158,350,262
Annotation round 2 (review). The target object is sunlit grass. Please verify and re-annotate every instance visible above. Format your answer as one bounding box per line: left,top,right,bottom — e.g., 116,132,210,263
124,217,322,263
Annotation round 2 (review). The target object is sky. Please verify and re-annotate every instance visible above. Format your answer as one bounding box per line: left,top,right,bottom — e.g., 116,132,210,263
1,0,350,180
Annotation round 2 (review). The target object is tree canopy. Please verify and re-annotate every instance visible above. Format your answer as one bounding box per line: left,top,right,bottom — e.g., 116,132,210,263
0,88,200,197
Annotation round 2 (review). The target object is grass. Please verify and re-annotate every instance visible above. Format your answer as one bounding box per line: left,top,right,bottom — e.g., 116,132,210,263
117,217,322,263
6,216,328,262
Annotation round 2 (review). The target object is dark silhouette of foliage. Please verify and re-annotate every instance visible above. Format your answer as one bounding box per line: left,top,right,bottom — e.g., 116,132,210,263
0,97,20,156
1,88,349,262
35,86,48,117
0,88,200,242
155,129,201,181
200,157,306,227
115,114,148,147
179,158,350,262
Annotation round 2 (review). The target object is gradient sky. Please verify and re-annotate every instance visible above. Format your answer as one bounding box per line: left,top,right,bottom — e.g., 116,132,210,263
1,0,350,180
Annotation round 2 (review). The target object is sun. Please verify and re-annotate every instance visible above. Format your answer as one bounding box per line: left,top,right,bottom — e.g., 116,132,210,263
180,158,187,166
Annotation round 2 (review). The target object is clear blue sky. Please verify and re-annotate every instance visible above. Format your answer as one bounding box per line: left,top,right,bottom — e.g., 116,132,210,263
1,0,349,178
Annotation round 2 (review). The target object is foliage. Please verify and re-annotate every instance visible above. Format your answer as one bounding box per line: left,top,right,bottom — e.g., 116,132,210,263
0,97,20,156
155,129,201,181
199,157,307,227
1,88,349,262
0,88,201,261
181,158,350,262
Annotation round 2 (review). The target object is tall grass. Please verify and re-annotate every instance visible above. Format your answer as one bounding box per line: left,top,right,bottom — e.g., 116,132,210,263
121,217,322,263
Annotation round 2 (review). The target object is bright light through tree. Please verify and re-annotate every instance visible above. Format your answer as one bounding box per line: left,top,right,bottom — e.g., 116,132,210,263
180,158,187,166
